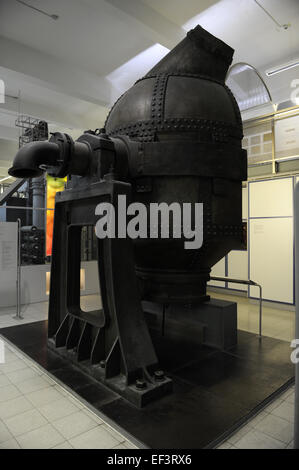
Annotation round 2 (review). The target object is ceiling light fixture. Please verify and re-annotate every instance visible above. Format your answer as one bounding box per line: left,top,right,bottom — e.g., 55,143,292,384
15,0,59,20
266,60,299,77
254,0,290,30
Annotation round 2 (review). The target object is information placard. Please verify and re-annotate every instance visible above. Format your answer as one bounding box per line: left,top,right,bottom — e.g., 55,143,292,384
0,222,18,307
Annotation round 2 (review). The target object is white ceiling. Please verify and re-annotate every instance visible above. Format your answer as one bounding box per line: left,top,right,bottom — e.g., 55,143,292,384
184,0,299,70
142,0,219,27
0,0,298,178
0,0,154,76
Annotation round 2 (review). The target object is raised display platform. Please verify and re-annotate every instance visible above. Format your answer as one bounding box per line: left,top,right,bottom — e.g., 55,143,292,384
0,319,294,448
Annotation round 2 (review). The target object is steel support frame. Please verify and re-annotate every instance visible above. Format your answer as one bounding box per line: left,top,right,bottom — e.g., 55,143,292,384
47,178,172,407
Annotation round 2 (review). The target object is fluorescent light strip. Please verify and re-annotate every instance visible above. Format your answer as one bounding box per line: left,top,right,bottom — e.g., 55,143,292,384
266,61,299,77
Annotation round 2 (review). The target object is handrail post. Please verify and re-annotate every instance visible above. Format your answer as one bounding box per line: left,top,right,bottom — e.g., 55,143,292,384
258,284,262,338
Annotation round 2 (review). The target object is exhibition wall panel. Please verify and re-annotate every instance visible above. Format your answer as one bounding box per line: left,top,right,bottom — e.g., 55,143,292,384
206,177,295,304
249,217,293,303
0,260,100,309
227,250,248,291
208,257,226,288
0,222,17,307
208,186,248,292
248,177,294,304
249,177,293,218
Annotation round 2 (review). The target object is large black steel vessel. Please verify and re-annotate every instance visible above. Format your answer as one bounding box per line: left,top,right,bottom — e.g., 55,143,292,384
9,25,247,406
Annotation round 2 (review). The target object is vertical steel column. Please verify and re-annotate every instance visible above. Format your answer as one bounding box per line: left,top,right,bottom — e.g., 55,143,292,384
13,218,23,320
294,182,299,448
31,176,45,229
258,284,262,338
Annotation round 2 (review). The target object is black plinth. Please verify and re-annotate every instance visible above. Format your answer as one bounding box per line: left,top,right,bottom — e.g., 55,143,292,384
144,298,237,351
0,319,294,449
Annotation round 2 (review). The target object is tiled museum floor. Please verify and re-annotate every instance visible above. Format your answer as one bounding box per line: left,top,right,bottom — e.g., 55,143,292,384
0,338,138,449
0,292,296,449
210,290,295,343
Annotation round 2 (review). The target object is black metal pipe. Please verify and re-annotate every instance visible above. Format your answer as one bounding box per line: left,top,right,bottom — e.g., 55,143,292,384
8,141,60,178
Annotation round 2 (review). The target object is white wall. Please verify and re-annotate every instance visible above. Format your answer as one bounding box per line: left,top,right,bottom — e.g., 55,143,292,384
208,178,295,304
227,250,248,291
249,217,293,302
208,257,226,288
0,260,100,308
248,177,294,304
0,222,18,306
209,185,248,292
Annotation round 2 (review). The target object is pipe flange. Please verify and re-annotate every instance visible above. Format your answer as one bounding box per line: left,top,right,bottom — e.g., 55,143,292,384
47,132,74,178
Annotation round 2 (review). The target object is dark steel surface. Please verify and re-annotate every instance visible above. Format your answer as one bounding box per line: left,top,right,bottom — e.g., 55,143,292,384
7,26,247,406
105,25,246,304
0,321,294,448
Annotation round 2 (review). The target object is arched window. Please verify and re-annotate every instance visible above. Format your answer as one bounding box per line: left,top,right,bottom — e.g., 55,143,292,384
226,62,272,112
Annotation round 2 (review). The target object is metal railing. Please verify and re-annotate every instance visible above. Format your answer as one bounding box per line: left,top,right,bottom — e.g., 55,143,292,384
210,276,263,338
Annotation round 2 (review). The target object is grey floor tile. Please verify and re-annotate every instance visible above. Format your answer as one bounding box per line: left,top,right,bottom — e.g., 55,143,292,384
55,388,84,408
42,374,57,386
4,408,48,437
6,367,40,385
102,423,128,443
69,425,120,449
38,397,80,422
0,438,20,449
248,410,269,427
1,350,20,364
0,420,13,444
234,429,286,449
255,413,293,443
227,424,252,445
264,398,283,413
80,408,103,423
285,393,295,405
16,423,65,449
0,374,11,388
0,384,22,403
0,358,27,374
279,387,294,401
25,387,63,408
52,410,98,440
16,375,52,394
271,401,295,423
0,395,33,420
